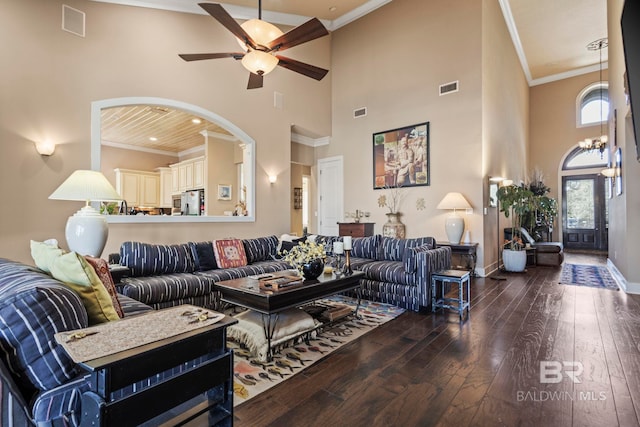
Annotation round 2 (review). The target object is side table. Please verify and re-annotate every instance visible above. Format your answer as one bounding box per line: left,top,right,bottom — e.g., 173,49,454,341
435,242,478,277
431,269,471,320
77,315,237,426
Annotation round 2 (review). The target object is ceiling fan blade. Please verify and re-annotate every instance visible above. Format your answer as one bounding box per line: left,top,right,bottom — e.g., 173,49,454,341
179,52,244,62
247,72,263,89
276,55,329,81
198,3,257,49
266,18,329,51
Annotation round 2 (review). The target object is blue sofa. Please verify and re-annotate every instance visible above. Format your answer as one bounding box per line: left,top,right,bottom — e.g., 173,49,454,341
116,234,451,313
0,258,151,426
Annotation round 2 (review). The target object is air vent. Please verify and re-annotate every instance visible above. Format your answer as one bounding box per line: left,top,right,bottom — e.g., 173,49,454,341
439,81,459,95
353,107,367,118
62,5,85,37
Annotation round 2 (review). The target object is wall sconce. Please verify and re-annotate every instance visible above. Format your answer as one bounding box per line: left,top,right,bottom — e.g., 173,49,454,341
35,140,56,156
502,179,513,187
268,174,277,184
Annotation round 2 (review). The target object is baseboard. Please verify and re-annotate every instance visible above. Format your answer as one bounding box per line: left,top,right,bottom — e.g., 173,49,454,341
607,259,640,294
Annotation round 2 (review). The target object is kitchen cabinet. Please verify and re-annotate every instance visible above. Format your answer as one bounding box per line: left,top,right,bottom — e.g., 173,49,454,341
157,167,173,208
170,156,206,194
114,169,160,208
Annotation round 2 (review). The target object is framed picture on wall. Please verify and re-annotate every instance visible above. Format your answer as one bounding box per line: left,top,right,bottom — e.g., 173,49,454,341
217,184,232,201
373,122,430,189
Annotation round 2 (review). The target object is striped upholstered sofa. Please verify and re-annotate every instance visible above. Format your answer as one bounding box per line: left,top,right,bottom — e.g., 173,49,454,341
0,258,152,425
313,234,452,312
116,236,291,310
116,234,451,313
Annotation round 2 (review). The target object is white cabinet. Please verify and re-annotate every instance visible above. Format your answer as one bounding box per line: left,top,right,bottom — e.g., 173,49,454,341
169,156,206,194
114,169,160,208
157,167,173,208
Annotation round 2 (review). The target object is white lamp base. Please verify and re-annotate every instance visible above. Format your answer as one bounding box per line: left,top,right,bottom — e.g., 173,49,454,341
65,205,109,257
444,213,464,244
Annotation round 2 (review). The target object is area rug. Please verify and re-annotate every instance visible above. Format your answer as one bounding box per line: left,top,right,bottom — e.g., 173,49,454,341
559,263,619,290
228,295,405,406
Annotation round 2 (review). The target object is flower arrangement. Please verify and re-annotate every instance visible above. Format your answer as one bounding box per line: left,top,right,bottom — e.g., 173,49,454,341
377,185,403,214
281,241,326,274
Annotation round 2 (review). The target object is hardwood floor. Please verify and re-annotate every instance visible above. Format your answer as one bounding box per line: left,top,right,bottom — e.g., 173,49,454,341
232,252,640,426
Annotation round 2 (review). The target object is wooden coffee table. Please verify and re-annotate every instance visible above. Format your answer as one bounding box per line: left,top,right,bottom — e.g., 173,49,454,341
214,270,364,360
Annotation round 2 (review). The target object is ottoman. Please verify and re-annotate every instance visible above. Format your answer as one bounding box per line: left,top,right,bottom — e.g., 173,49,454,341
534,242,564,266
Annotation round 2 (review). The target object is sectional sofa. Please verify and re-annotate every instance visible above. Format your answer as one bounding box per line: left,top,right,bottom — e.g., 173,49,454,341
0,258,153,425
115,234,452,312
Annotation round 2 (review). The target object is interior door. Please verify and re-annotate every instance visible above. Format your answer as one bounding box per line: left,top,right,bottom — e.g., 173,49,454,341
562,174,608,250
317,156,343,236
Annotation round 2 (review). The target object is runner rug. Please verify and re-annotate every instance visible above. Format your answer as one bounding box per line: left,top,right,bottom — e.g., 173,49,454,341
559,263,619,290
228,295,405,406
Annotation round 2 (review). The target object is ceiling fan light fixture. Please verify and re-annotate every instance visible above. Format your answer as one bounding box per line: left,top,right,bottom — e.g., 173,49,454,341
237,19,284,51
241,50,279,76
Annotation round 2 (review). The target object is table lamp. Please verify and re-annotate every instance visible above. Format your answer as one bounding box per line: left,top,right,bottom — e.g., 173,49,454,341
436,192,472,244
49,170,121,257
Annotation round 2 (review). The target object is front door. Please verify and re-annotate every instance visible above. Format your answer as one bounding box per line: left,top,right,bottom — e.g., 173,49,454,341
562,174,608,250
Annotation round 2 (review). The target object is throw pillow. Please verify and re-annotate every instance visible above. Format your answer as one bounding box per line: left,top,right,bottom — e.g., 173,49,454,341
83,256,125,319
213,239,248,269
49,252,120,325
277,236,307,258
30,240,65,273
189,241,218,271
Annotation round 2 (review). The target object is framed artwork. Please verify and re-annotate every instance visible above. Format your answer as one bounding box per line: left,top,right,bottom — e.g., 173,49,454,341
373,122,430,189
217,184,232,201
489,182,499,208
293,187,303,209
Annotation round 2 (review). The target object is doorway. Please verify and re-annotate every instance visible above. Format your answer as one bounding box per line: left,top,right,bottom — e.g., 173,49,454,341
562,174,608,250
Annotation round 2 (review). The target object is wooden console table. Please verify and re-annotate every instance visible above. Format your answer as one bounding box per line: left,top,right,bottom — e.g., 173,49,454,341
436,242,479,277
76,314,237,426
338,222,375,237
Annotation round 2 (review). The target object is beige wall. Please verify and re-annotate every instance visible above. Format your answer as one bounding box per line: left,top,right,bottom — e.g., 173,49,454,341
607,0,640,288
205,139,237,215
323,0,484,250
481,0,530,273
0,0,331,263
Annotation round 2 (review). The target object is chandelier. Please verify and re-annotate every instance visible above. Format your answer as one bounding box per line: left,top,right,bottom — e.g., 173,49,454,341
579,38,608,155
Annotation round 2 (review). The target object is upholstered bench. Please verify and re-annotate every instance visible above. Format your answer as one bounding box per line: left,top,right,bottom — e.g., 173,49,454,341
533,242,564,266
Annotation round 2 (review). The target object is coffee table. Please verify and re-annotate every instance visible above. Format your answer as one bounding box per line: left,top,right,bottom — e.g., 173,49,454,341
214,270,364,360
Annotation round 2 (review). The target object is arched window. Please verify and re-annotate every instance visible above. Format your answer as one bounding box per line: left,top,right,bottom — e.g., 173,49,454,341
577,83,609,126
563,146,609,170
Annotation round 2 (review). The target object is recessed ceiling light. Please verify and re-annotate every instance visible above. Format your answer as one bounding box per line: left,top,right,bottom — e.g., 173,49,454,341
192,118,202,124
329,6,337,12
149,137,158,141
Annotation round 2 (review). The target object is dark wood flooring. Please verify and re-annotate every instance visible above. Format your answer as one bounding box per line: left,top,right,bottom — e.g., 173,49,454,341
232,252,640,427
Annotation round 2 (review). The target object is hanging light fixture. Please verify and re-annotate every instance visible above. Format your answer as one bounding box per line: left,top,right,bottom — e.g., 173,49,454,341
579,38,609,155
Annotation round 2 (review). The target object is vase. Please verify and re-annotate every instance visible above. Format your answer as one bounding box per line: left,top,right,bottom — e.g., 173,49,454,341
383,212,406,239
301,259,324,280
502,249,527,272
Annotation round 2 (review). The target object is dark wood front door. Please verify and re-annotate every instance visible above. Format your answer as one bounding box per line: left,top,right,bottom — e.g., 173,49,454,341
562,174,608,251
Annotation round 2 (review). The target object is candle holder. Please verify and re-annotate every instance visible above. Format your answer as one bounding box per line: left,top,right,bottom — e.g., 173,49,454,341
342,249,353,276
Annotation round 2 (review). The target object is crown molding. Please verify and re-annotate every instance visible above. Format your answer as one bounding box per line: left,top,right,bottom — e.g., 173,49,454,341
89,0,390,31
292,133,330,147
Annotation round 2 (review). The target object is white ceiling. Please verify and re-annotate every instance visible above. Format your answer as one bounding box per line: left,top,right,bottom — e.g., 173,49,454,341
92,0,609,86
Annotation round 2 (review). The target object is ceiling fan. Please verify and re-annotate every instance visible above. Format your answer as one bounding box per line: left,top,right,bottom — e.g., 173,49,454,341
179,2,330,89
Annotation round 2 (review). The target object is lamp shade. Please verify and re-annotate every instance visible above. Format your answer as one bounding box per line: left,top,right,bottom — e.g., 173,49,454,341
436,192,472,211
437,192,472,244
236,19,284,51
49,170,121,203
241,50,279,76
49,170,121,257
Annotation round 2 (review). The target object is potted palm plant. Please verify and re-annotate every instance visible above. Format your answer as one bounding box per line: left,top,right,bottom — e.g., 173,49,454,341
496,184,535,272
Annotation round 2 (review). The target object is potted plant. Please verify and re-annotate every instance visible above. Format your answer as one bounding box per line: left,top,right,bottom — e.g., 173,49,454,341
496,184,535,272
281,241,326,280
523,170,558,241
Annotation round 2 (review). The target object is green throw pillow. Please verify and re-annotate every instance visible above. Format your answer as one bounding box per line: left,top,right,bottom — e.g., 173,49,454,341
47,251,120,325
30,240,65,273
